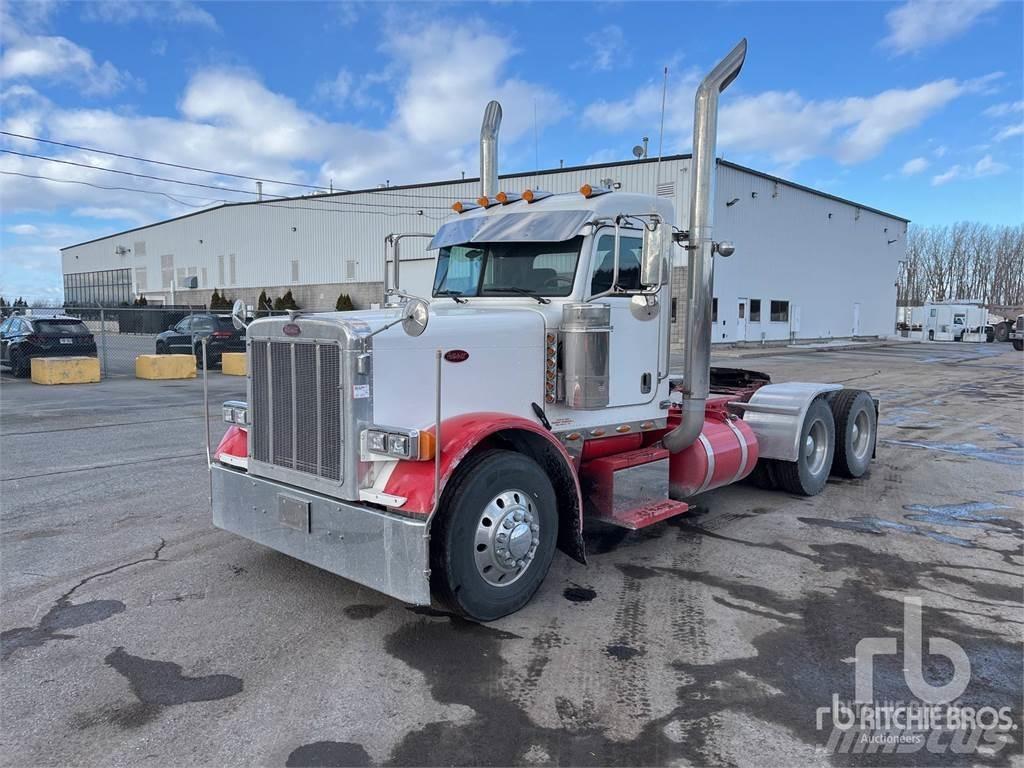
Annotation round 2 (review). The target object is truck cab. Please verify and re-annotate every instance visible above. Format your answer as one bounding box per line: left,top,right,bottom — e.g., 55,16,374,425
209,39,880,620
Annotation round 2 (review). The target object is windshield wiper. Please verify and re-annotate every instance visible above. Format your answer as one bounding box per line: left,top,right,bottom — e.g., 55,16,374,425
486,286,550,304
435,289,468,304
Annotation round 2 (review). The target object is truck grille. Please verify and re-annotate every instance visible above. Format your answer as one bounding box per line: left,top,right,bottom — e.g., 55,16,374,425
250,340,343,482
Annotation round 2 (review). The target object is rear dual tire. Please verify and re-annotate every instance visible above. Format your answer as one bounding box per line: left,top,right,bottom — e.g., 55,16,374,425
829,389,876,478
773,398,835,496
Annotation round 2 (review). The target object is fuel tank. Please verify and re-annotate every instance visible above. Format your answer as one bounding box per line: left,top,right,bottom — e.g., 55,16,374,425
667,402,759,499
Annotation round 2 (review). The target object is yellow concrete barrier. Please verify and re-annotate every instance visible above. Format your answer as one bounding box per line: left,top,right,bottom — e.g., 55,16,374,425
31,356,101,385
221,352,247,376
136,354,196,380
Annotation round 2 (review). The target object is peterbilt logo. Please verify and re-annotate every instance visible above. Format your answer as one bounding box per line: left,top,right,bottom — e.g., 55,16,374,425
444,349,470,363
282,323,301,337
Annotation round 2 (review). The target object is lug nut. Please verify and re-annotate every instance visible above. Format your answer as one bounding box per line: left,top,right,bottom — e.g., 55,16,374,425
514,511,524,522
503,519,514,530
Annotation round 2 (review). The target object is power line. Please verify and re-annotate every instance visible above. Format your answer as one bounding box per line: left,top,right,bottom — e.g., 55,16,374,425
0,130,331,193
0,170,226,207
0,149,453,211
0,130,470,202
2,169,449,221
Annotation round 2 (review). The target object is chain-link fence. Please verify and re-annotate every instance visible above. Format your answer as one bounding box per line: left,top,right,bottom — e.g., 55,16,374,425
2,305,301,379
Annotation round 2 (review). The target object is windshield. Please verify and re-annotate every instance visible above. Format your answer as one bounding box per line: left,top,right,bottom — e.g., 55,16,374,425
433,237,583,298
35,319,90,335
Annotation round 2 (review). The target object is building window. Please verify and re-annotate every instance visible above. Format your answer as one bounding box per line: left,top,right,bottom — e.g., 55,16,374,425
712,297,718,322
291,259,299,283
229,254,237,285
770,300,790,322
217,254,225,285
750,299,761,322
671,297,677,323
135,267,148,292
201,267,208,287
63,268,132,306
161,254,174,289
346,260,356,280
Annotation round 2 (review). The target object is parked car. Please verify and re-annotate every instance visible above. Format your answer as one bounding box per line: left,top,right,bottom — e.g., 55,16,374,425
155,314,244,366
0,315,98,377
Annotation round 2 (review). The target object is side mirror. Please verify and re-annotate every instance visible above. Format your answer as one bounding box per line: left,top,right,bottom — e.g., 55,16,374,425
401,297,429,337
231,299,248,331
640,221,667,288
168,324,176,331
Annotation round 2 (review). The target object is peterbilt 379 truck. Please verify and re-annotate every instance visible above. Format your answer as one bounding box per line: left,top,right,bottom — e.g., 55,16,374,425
210,40,879,620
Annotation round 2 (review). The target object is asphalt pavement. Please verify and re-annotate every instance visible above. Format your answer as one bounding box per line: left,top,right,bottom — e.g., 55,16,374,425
1,342,1021,767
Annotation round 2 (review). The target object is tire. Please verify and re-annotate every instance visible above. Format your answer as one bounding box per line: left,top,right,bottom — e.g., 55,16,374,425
773,398,835,496
1013,339,1023,352
430,449,558,621
9,349,29,378
995,323,1010,343
155,341,168,354
744,459,777,490
829,389,876,478
928,330,934,341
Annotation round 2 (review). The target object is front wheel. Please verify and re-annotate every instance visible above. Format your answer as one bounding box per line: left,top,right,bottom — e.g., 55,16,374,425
1013,339,1023,352
430,449,558,621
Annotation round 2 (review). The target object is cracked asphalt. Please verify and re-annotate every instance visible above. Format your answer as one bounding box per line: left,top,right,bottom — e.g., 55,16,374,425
1,341,1021,767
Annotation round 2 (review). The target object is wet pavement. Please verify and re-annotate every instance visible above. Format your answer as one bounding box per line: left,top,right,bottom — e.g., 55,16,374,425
1,342,1021,766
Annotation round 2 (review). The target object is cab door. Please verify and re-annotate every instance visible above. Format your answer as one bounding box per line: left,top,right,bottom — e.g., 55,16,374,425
587,229,662,407
169,317,193,352
0,318,12,365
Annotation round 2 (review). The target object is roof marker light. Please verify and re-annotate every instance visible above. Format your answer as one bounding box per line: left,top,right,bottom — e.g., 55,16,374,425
580,183,612,198
451,200,480,214
522,188,552,204
495,191,521,205
476,196,499,208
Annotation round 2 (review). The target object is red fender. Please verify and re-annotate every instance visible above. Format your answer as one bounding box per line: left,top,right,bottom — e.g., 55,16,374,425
383,412,582,528
215,425,247,462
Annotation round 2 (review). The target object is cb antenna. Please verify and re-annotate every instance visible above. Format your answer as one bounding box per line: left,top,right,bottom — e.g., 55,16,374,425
655,66,668,195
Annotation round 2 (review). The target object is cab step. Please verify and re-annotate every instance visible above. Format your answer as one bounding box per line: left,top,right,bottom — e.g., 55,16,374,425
581,446,690,530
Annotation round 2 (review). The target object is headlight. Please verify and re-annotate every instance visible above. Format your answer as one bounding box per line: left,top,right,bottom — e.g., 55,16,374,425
361,426,433,461
366,430,388,453
222,400,248,426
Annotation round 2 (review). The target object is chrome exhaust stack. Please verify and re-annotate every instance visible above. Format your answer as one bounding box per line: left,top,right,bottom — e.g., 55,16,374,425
664,38,747,454
479,100,502,199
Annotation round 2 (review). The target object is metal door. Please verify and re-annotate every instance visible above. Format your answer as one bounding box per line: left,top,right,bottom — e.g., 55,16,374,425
736,298,747,342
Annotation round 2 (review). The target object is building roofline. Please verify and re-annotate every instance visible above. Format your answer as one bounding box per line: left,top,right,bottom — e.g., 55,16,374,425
62,153,908,250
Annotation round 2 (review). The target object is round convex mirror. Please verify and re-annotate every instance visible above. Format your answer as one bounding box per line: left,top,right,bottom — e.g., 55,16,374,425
402,298,429,337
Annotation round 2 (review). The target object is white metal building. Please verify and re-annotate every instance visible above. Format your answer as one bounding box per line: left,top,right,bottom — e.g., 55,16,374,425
61,155,908,346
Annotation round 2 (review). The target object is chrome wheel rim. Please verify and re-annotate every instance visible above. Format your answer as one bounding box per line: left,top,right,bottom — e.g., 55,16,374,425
473,488,540,587
804,419,829,476
851,409,872,460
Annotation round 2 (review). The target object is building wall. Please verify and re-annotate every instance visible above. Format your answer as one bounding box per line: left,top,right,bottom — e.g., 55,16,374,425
61,158,906,344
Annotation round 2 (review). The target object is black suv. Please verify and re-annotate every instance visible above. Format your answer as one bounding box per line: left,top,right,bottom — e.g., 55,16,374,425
0,315,98,377
155,314,244,366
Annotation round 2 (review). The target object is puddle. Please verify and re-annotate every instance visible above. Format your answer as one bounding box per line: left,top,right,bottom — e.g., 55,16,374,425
800,516,975,547
884,438,1024,466
903,502,1019,530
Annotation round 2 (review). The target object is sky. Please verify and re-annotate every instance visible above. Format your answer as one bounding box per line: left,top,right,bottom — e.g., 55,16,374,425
1,0,1022,302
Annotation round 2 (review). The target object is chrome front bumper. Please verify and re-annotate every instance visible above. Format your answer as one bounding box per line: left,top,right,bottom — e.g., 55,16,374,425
211,464,431,605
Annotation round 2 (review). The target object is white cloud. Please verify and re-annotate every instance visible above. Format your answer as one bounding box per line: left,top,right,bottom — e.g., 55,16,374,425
82,1,219,30
0,13,136,96
315,69,354,106
6,224,40,235
983,100,1023,118
584,72,993,168
994,123,1024,141
931,154,1008,186
900,157,929,175
574,25,631,72
933,144,948,157
882,0,998,55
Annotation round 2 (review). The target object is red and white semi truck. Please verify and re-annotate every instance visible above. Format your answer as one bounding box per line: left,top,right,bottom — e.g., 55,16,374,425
210,40,879,620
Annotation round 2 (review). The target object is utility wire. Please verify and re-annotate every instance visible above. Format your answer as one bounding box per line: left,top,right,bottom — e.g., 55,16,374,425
0,170,226,207
2,169,449,220
0,130,468,202
0,149,452,211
